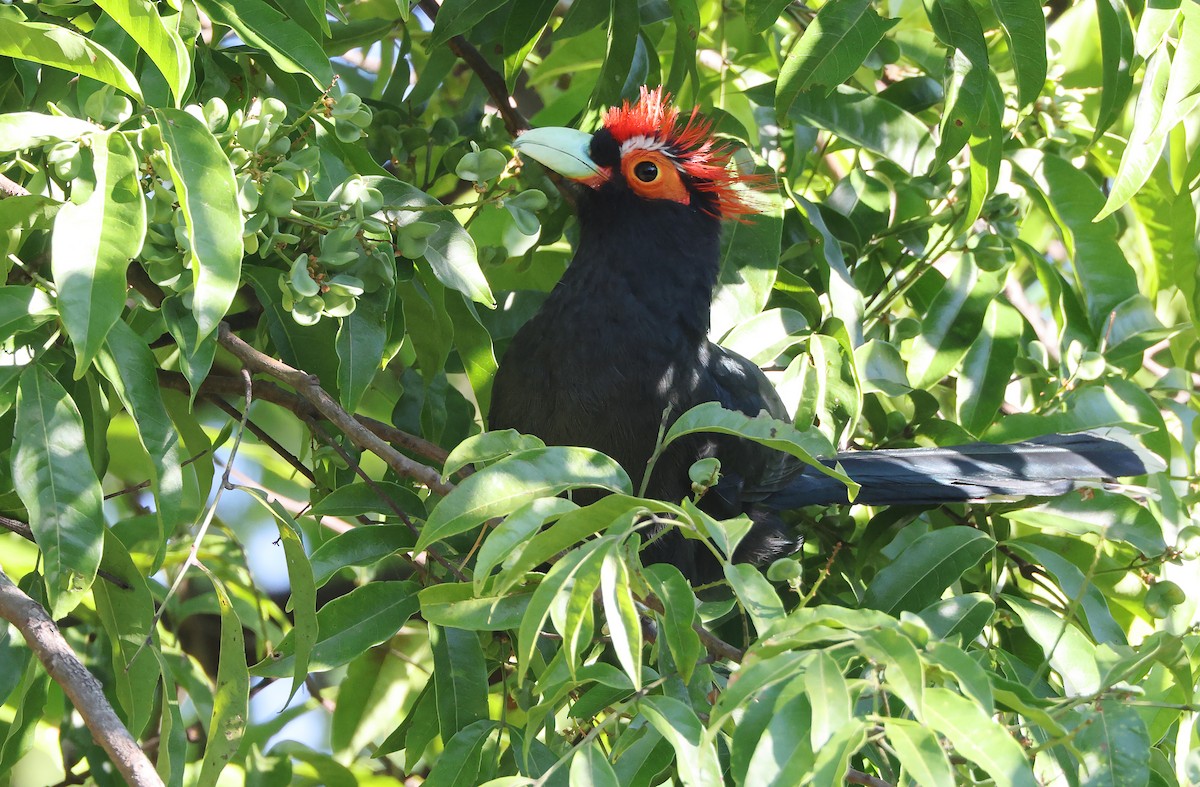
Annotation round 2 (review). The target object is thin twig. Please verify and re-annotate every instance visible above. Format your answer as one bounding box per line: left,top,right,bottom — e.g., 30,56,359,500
156,370,451,467
0,568,163,786
217,326,455,495
415,0,530,136
301,414,467,582
638,593,745,663
206,395,317,484
134,369,255,665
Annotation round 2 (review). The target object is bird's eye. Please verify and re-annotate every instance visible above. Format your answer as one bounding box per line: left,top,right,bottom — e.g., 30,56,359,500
633,160,659,182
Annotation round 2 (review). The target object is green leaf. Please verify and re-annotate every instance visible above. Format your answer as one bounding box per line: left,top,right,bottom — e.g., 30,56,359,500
94,0,191,102
241,491,318,706
924,640,992,710
862,528,995,615
806,650,851,751
12,365,104,616
1004,491,1165,556
431,626,489,741
423,720,499,787
591,0,640,108
724,563,785,635
989,0,1047,106
665,0,700,92
1005,594,1102,695
739,678,815,781
98,320,186,561
918,593,995,643
416,447,631,551
663,402,852,492
909,258,1003,389
784,85,937,175
643,564,701,685
419,582,535,631
92,531,160,738
855,339,911,396
195,0,333,86
52,130,145,376
883,719,956,787
956,300,1021,434
600,544,642,689
309,525,415,588
445,293,498,417
709,651,811,730
443,430,547,481
0,17,142,101
745,0,793,32
638,696,722,787
856,628,925,717
1094,0,1135,139
251,581,419,677
309,481,425,519
153,108,243,344
0,112,99,153
776,0,897,109
372,177,495,307
791,195,865,345
1075,700,1151,786
160,296,217,404
571,743,619,787
0,286,56,344
922,687,1037,787
1095,46,1172,220
720,308,808,366
711,188,784,338
431,0,508,44
515,540,607,684
194,566,250,787
1008,540,1125,645
474,496,576,590
336,289,387,412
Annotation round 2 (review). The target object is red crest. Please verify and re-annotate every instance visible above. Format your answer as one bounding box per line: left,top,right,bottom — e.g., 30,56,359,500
602,87,764,218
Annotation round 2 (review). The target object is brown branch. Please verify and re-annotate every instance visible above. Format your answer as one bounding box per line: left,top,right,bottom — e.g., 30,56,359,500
156,370,451,468
205,395,317,485
638,593,745,663
847,769,893,787
215,325,453,495
0,568,163,786
416,0,529,136
301,414,467,582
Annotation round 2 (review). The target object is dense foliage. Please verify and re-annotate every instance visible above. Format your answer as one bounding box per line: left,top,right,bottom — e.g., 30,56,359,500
0,0,1197,784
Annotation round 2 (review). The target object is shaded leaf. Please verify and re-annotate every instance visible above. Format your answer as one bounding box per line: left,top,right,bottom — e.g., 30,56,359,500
52,130,145,375
153,108,243,344
13,365,104,616
862,528,994,615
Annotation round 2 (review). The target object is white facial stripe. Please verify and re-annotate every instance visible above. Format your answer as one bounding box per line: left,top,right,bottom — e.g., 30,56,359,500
619,135,674,156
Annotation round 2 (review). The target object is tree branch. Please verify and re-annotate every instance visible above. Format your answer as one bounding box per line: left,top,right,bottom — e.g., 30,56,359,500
416,0,529,136
216,324,454,495
156,370,451,468
0,568,163,786
638,593,745,663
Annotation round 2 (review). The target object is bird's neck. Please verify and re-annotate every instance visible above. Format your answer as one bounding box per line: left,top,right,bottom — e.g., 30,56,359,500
553,197,722,344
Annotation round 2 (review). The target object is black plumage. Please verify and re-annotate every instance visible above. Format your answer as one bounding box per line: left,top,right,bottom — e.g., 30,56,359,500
490,88,1154,582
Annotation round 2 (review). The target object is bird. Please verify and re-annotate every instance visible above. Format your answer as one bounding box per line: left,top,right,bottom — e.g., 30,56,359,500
489,86,1157,583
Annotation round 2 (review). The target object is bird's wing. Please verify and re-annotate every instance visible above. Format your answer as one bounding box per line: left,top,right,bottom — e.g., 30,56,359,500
701,342,806,503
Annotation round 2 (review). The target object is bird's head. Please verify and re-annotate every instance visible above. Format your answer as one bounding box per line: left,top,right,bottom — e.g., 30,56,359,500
513,87,759,221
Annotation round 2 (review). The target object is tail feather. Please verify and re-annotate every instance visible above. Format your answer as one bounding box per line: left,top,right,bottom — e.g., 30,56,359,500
766,430,1161,508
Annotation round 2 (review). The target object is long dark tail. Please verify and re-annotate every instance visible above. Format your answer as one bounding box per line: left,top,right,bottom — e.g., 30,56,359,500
768,431,1161,508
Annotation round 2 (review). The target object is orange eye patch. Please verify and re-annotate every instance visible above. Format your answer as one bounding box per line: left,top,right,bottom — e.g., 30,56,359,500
620,150,689,206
